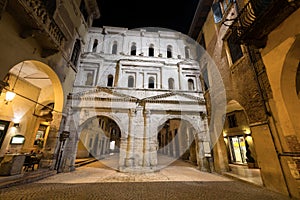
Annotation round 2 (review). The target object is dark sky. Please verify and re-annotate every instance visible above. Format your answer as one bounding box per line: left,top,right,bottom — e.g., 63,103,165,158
94,0,200,34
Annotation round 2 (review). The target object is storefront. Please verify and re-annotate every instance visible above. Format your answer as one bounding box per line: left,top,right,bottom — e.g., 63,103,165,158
227,135,247,164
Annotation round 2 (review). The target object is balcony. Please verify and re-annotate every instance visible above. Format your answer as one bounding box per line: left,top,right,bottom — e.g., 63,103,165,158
229,0,300,48
7,0,66,57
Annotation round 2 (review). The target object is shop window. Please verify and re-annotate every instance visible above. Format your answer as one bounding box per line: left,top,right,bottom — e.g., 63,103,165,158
228,114,238,128
149,44,154,57
228,136,247,164
148,77,155,88
112,42,118,54
128,76,134,88
107,75,113,87
71,39,81,67
188,79,194,90
185,46,190,59
131,43,136,55
92,39,98,52
168,78,174,89
227,34,243,64
212,2,223,23
167,45,172,58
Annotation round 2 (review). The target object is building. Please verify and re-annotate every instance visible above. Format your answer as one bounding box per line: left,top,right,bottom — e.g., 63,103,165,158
60,26,212,172
0,0,100,171
189,0,300,198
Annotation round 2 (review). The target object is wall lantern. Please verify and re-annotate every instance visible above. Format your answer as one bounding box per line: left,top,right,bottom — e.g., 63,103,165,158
5,62,24,103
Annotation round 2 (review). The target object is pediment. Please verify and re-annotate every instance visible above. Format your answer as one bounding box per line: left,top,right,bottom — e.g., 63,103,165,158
145,92,202,102
71,87,137,101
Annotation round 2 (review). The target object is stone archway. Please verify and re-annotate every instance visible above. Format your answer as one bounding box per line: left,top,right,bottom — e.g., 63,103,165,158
76,115,122,168
281,34,300,139
0,60,64,169
155,115,210,171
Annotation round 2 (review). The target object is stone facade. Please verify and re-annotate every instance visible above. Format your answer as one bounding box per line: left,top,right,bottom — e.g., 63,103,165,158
189,0,300,198
61,27,210,172
0,0,100,171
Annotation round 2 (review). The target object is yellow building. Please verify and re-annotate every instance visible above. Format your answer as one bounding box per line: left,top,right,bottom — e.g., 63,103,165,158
189,0,300,198
0,0,100,172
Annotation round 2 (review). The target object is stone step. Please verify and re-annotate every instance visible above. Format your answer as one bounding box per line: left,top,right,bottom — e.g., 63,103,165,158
0,170,57,189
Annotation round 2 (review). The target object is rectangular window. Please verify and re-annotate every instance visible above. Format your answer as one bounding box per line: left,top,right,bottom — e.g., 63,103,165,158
228,114,238,128
212,2,223,23
227,34,243,64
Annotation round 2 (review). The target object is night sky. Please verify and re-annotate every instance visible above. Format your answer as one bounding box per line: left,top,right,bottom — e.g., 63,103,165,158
94,0,200,34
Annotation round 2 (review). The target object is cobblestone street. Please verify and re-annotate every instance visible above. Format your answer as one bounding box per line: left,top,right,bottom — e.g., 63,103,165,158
0,159,291,200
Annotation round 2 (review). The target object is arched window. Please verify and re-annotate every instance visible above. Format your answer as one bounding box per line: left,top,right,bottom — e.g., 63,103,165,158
167,45,172,58
71,39,81,66
149,44,154,57
107,75,113,87
112,42,118,54
188,79,194,90
128,76,134,88
92,39,98,52
131,43,136,55
185,46,190,59
148,77,155,88
168,78,174,90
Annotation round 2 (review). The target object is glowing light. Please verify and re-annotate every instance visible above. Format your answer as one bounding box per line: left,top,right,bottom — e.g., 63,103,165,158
5,91,16,102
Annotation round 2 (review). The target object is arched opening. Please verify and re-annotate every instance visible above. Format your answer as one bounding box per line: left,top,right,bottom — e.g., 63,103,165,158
76,116,121,166
156,119,198,167
188,79,194,90
0,60,64,160
112,42,118,55
107,74,113,87
149,44,154,57
128,76,134,88
168,78,174,89
148,77,155,88
130,43,136,55
167,45,172,58
222,100,261,182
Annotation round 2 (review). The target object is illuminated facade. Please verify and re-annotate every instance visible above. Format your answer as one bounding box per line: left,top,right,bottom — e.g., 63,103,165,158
0,0,100,171
189,0,300,198
61,26,211,172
